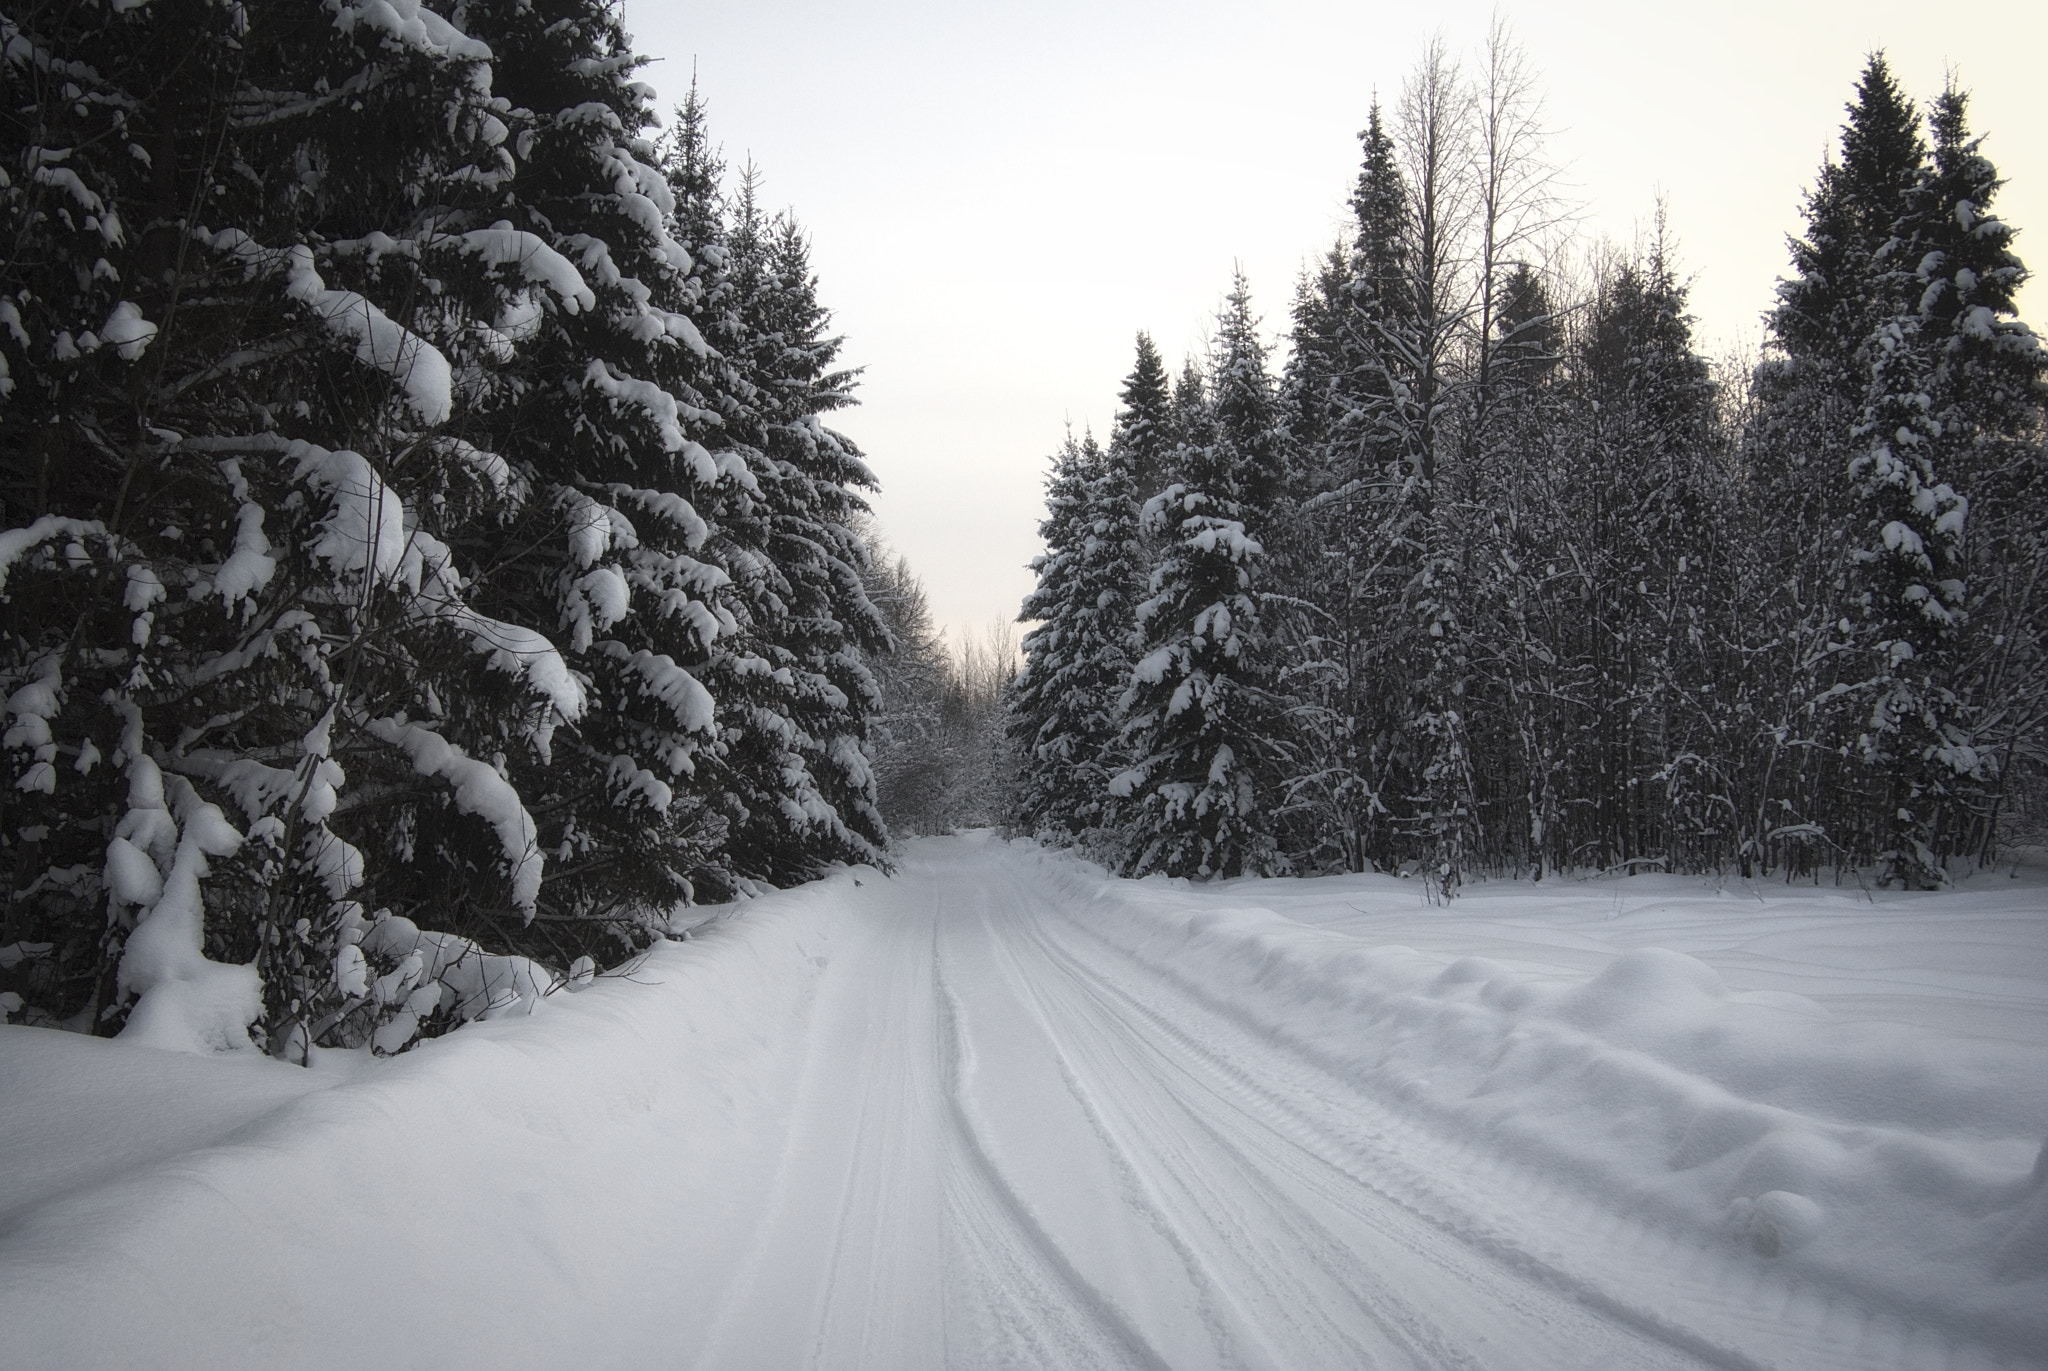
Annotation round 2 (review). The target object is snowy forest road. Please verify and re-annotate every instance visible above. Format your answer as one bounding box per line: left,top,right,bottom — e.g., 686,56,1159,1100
699,841,1721,1371
4,835,2043,1370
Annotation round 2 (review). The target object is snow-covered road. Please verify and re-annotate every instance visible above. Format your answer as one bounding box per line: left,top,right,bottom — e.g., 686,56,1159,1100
702,841,1702,1370
3,835,2045,1369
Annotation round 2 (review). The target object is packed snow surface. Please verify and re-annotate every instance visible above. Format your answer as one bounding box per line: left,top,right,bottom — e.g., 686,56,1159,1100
2,835,2044,1369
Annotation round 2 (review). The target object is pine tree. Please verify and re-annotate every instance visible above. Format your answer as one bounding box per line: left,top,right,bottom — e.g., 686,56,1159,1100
446,0,736,962
1553,240,1731,871
1010,432,1099,841
1775,55,1926,379
1846,307,1968,887
1169,360,1207,478
1112,334,1177,508
0,0,581,1052
1742,53,1933,877
868,551,1013,835
0,1,908,1056
1844,84,2046,884
1281,246,1354,463
1474,259,1571,877
716,201,891,877
1280,99,1423,872
1912,91,2048,866
1112,281,1285,878
1904,87,2045,480
648,118,818,888
861,550,949,832
1010,339,1156,846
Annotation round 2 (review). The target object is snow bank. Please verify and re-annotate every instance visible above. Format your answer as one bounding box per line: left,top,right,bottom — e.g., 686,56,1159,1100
0,1027,351,1231
0,872,852,1371
331,903,555,1051
1011,842,2048,1353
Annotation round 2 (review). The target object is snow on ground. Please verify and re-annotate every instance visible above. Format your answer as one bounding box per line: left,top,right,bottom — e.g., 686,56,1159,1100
1,835,2044,1370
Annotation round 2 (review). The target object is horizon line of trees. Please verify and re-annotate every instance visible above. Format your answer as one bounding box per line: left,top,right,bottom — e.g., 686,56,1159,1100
1010,33,2047,892
1,0,903,1055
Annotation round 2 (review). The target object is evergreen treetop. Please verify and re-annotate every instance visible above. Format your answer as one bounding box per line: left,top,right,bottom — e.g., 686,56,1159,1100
1775,53,1926,371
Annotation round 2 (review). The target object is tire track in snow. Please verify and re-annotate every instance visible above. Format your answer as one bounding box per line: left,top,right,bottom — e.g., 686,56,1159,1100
962,853,1713,1371
686,894,949,1371
669,840,2036,1370
1002,857,2033,1371
963,874,1462,1370
935,951,1179,1371
1016,893,1757,1369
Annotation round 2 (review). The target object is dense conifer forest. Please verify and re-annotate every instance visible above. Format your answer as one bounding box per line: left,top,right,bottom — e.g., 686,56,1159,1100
0,0,987,1055
1011,38,2047,892
3,3,2042,1069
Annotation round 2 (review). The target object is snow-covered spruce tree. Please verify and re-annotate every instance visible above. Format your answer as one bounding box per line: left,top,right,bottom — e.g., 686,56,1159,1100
1902,87,2048,866
438,0,737,963
1011,339,1156,846
1773,54,1926,401
650,106,862,885
862,548,951,833
1738,53,1930,876
1117,332,1181,512
1283,244,1355,465
1900,87,2047,510
1276,35,1561,885
1010,431,1099,842
1076,342,1163,810
1168,358,1206,481
1106,334,1177,551
716,199,891,877
1847,302,1968,888
643,95,824,887
1842,84,2044,885
0,0,584,1052
1111,280,1286,878
1273,244,1354,868
1469,259,1575,877
1279,99,1425,872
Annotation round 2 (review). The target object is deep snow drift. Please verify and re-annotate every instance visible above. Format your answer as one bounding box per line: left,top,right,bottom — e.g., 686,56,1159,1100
1,835,2043,1369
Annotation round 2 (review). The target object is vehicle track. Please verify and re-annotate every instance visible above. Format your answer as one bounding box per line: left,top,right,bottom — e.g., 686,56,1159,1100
677,840,2039,1370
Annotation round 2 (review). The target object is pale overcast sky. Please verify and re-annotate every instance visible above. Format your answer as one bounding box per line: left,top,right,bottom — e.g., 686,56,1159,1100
620,1,2047,653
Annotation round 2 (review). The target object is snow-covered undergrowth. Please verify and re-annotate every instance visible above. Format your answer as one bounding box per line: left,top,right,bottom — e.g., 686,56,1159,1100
1019,842,2048,1348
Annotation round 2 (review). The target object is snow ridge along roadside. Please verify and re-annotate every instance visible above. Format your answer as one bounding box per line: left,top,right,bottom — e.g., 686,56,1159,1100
1011,840,2048,1367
